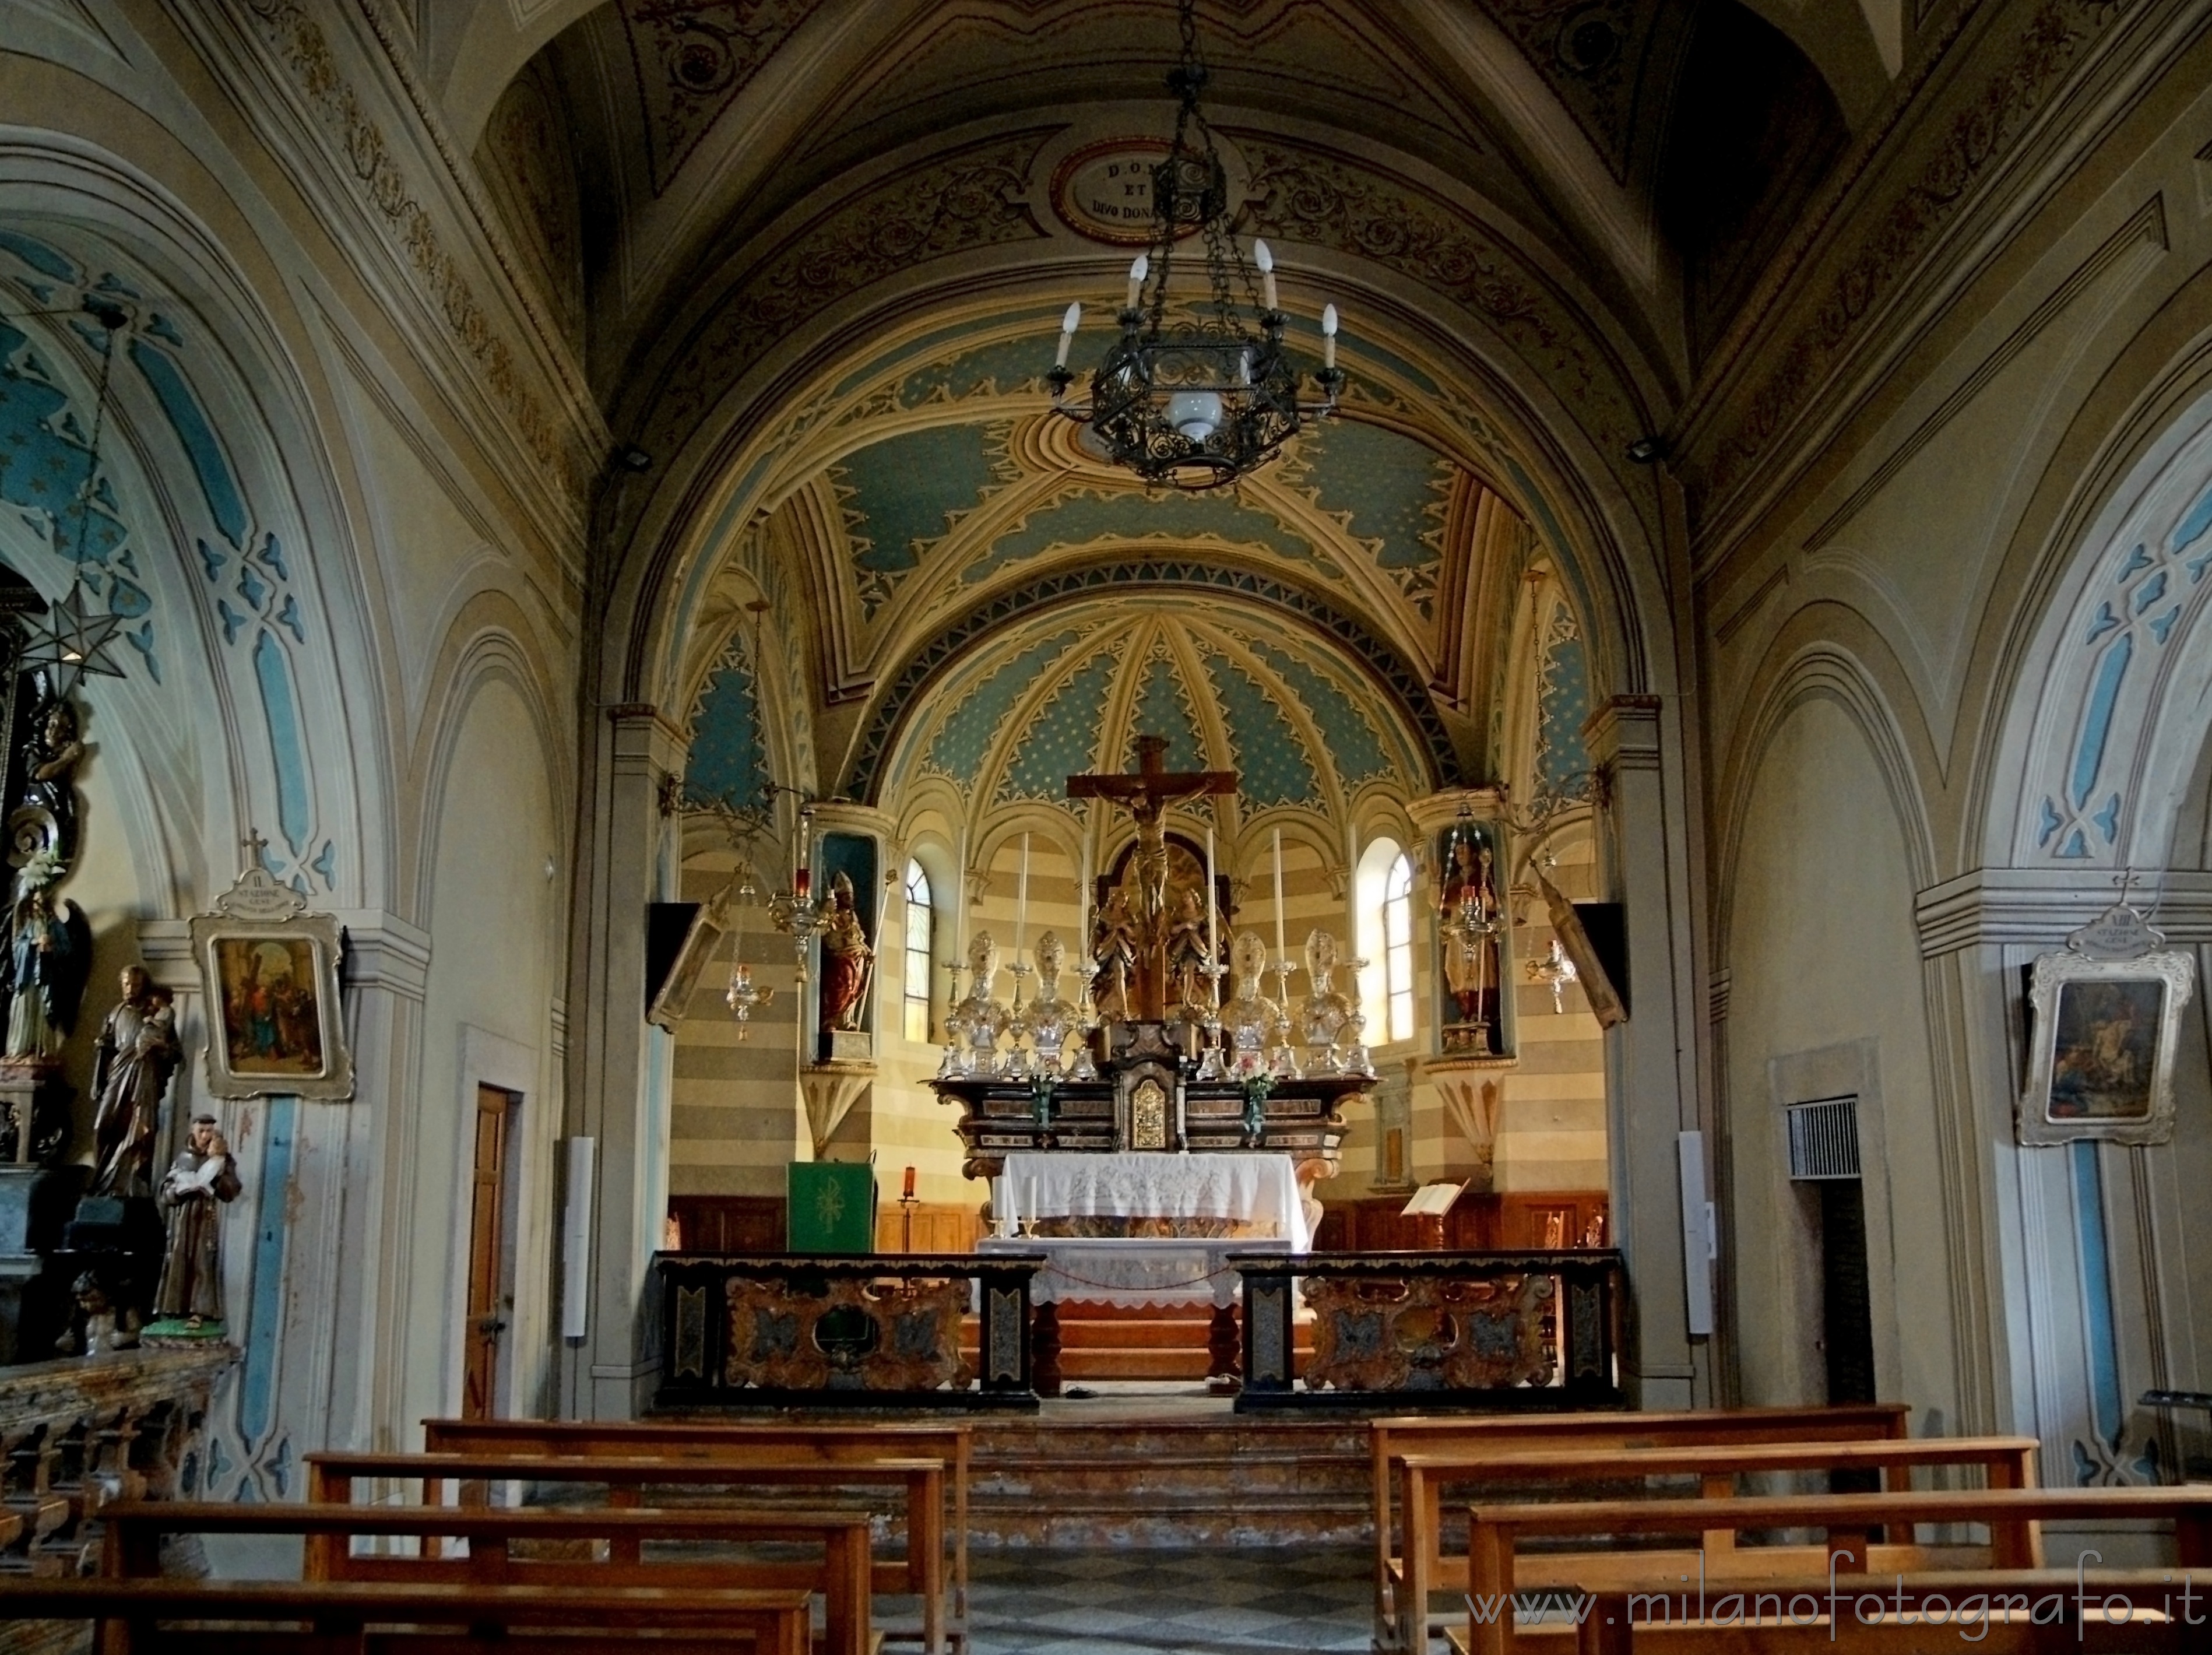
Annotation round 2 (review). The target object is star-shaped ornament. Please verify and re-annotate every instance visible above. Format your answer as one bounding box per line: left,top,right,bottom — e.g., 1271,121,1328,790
19,582,129,694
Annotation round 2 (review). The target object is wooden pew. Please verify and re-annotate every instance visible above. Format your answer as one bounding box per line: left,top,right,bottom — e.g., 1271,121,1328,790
421,1415,970,1636
311,1449,938,1650
100,1499,873,1655
0,1576,814,1654
1370,1404,1911,1652
1457,1485,2212,1655
1390,1435,2036,1655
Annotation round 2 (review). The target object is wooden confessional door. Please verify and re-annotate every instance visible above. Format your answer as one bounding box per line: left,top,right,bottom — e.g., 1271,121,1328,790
463,1084,518,1420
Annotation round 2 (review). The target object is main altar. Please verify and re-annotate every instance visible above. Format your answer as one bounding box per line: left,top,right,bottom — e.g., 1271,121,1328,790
929,736,1373,1194
922,739,1380,1390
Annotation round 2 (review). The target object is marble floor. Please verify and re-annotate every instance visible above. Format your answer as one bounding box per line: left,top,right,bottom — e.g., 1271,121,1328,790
960,1547,1371,1654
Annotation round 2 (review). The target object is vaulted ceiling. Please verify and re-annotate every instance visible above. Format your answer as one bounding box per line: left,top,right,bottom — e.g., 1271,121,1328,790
423,0,1885,820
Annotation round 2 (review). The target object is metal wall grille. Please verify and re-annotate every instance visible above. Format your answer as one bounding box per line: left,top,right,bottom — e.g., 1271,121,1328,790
1787,1097,1862,1180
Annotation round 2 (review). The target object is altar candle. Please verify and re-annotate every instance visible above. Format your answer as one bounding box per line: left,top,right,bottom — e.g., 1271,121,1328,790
954,825,968,959
1014,832,1031,957
1345,813,1358,905
1078,820,1092,947
902,1165,916,1200
1272,827,1286,962
1205,825,1219,1004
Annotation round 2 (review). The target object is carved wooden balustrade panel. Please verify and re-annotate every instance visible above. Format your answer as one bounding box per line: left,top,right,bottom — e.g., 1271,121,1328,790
725,1274,970,1393
1301,1270,1556,1393
1230,1249,1624,1411
655,1253,1044,1410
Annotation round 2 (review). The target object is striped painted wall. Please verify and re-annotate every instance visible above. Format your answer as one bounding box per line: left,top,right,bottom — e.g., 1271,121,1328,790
667,849,804,1198
666,828,1609,1214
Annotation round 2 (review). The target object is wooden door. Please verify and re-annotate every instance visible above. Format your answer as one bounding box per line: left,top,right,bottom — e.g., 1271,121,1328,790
463,1084,516,1419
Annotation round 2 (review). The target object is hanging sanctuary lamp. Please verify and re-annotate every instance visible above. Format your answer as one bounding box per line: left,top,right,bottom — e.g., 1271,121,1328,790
1047,0,1345,490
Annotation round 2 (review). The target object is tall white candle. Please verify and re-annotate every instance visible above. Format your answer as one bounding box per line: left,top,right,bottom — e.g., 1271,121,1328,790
1205,825,1219,1005
1014,832,1031,958
1078,818,1092,950
954,825,968,960
1272,827,1286,962
1345,813,1358,906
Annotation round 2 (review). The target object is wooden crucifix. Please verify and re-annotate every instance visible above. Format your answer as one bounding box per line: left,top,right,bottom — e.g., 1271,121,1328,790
1067,734,1237,1022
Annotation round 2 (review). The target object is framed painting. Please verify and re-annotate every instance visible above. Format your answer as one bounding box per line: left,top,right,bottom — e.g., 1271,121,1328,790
189,863,354,1102
2018,949,2192,1146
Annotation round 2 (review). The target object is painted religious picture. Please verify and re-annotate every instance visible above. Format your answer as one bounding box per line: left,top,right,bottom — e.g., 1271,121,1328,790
214,936,326,1076
2018,948,2192,1146
189,862,355,1101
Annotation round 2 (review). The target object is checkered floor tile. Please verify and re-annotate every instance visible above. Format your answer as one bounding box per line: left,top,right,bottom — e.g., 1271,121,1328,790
961,1548,1370,1653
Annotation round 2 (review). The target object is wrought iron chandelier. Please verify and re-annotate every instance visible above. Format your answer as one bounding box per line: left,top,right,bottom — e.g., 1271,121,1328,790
1047,0,1344,490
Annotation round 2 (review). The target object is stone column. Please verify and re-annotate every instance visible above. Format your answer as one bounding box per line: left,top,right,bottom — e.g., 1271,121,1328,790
1584,695,1709,1407
566,704,688,1419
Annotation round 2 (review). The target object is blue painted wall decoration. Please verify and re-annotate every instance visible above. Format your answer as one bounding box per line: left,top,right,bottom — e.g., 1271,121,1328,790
1534,600,1595,801
1289,419,1454,617
896,601,1415,821
959,486,1331,586
2040,476,2212,859
998,645,1122,802
923,627,1085,782
0,229,339,888
683,634,773,814
832,421,1017,618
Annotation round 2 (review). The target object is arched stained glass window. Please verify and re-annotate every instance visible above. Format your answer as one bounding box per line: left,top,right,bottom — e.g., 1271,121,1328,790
903,860,934,1042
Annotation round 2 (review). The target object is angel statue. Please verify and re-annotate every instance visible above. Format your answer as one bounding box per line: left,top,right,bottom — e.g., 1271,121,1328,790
3,851,90,1061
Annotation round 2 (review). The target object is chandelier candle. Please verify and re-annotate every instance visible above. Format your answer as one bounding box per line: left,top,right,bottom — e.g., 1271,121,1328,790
1045,0,1345,490
1055,302,1081,368
1323,304,1338,371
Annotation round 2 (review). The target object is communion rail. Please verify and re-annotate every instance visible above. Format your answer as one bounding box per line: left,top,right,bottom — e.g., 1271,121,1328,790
0,1344,233,1654
1230,1249,1626,1412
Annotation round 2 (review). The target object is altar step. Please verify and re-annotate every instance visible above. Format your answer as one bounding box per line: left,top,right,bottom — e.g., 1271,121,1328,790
961,1302,1313,1382
966,1411,1373,1547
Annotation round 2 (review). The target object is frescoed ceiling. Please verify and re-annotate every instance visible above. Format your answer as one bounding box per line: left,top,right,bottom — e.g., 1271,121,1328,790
874,596,1427,836
668,299,1538,810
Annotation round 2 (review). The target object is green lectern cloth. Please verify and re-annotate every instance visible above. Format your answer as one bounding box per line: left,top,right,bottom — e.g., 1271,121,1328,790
786,1161,877,1253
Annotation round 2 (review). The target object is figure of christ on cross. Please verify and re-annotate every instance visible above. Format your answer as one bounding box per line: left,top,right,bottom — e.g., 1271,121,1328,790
1067,734,1237,1023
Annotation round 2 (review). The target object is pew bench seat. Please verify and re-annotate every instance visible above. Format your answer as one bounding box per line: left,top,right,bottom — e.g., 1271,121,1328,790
1385,1434,2038,1653
0,1576,815,1654
98,1499,875,1655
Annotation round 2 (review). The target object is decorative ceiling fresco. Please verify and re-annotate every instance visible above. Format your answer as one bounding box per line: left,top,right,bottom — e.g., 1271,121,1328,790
871,597,1426,835
657,298,1552,803
618,0,825,194
731,303,1512,693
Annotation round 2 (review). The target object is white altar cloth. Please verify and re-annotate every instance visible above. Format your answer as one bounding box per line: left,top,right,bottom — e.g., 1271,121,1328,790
976,1236,1293,1308
996,1151,1309,1251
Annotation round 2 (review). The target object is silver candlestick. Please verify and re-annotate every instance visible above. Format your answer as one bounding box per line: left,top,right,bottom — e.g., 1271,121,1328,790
1267,957,1302,1079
